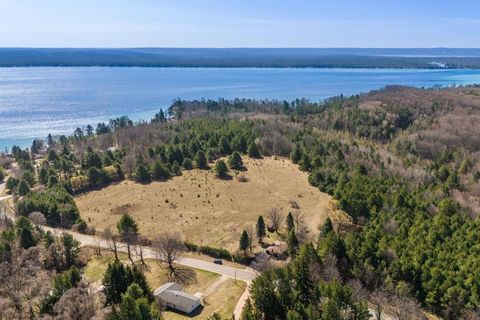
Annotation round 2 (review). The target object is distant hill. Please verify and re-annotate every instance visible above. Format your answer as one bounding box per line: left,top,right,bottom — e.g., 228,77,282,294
1,48,480,68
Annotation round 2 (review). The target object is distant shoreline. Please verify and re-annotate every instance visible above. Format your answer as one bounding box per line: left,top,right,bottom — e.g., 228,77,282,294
1,48,480,69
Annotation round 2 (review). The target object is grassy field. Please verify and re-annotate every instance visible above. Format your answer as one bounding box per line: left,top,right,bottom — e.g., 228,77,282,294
77,156,349,250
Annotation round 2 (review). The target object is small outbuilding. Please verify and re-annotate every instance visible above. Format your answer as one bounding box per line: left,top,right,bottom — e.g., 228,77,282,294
154,282,201,314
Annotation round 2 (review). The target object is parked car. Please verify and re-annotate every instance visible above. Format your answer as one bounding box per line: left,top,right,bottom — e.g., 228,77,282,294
213,258,223,265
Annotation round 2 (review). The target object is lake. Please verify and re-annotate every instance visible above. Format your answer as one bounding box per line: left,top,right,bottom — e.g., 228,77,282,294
1,67,480,151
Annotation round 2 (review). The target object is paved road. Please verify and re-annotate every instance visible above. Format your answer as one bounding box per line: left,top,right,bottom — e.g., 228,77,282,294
41,226,257,319
42,226,258,282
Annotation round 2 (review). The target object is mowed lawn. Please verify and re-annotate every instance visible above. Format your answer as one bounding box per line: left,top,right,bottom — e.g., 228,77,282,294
76,156,349,250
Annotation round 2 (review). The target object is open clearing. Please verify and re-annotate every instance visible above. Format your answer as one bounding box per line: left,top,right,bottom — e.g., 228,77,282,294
77,156,349,250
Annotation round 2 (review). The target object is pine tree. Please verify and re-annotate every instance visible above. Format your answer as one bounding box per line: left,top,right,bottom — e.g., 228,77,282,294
218,136,231,155
213,160,229,178
239,230,250,255
194,150,208,169
286,212,295,232
241,299,256,320
287,229,299,257
320,217,334,237
247,142,261,158
228,151,243,169
135,163,151,183
290,145,303,164
16,179,30,196
103,261,128,305
256,216,266,243
5,176,18,192
117,214,139,264
151,161,170,180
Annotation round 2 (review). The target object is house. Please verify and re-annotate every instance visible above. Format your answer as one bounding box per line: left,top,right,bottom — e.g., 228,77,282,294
154,282,201,314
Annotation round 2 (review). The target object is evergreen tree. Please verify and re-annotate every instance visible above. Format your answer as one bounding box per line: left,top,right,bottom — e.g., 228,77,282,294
287,229,299,257
152,109,167,123
0,167,4,183
320,217,334,237
286,212,294,232
62,232,80,268
47,175,59,188
228,151,243,169
218,136,231,155
151,161,170,181
194,150,208,169
5,176,18,192
256,216,266,243
16,216,37,249
290,145,302,164
247,142,261,158
16,179,30,196
38,166,49,185
239,230,250,255
103,261,129,305
241,299,256,320
117,214,139,264
182,157,193,170
135,162,151,183
213,160,229,178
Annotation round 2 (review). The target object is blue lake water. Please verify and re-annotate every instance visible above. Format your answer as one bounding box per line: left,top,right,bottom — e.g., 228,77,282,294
1,67,480,151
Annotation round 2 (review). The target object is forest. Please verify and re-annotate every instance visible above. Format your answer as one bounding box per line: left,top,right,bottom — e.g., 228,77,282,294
1,48,480,68
1,85,480,319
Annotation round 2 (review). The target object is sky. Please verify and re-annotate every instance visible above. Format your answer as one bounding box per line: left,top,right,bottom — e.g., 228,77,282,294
0,0,479,48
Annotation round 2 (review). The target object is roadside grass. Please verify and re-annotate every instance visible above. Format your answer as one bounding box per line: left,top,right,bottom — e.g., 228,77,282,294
77,156,350,251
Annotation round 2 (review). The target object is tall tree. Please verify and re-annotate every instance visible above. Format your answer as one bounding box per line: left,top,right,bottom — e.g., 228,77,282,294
287,229,299,257
286,212,295,232
239,230,250,255
256,216,266,243
117,214,139,264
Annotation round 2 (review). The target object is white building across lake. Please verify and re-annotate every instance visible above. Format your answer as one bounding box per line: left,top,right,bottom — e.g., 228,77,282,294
154,282,201,314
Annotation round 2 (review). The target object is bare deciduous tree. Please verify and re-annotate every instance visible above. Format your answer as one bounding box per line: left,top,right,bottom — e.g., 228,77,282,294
153,233,194,284
135,236,149,270
0,246,50,320
53,281,102,320
267,208,283,234
392,294,425,320
370,289,389,320
103,227,120,262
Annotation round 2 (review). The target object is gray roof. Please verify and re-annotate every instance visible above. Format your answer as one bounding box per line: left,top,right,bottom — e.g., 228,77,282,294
154,282,181,296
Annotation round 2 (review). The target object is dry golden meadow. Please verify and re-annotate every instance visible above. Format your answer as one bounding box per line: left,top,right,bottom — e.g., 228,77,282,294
77,156,349,250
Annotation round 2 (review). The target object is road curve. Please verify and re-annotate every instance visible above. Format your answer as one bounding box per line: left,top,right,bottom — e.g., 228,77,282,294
41,226,258,282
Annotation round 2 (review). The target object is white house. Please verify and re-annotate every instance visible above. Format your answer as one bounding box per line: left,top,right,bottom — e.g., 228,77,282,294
154,282,201,314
